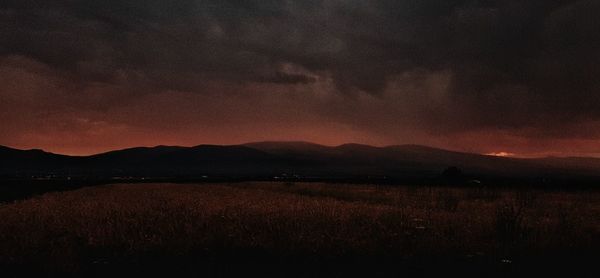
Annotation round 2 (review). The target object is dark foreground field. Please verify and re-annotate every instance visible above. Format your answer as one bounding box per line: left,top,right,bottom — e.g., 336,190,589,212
1,182,598,277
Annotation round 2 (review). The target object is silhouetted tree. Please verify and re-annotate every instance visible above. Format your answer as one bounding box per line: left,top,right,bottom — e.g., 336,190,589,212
442,166,463,181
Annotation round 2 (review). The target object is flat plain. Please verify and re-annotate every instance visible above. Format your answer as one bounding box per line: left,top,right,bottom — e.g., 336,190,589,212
0,182,598,277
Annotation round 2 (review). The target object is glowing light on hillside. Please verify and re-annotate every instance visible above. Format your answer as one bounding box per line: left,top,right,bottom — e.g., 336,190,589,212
485,152,515,157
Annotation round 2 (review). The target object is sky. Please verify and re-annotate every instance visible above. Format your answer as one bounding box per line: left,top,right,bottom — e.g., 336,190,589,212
1,0,599,157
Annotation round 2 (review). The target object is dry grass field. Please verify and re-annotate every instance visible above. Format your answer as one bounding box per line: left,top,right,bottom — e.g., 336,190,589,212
0,182,598,277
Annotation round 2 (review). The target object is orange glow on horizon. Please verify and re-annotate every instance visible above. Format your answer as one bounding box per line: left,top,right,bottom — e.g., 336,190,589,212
485,152,516,157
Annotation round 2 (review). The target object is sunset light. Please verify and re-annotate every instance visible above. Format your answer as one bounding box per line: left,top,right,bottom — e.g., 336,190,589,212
1,1,598,277
485,151,516,157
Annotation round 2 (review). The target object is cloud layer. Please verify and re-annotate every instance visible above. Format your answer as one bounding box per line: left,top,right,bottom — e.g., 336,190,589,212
1,1,599,156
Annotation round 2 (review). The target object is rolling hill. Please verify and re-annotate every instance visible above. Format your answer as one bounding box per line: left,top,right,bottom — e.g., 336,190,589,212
1,142,600,184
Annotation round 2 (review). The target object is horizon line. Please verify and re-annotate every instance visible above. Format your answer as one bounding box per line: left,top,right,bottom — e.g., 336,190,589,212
2,141,598,160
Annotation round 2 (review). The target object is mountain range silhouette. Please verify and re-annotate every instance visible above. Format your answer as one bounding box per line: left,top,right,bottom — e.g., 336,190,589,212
2,142,600,183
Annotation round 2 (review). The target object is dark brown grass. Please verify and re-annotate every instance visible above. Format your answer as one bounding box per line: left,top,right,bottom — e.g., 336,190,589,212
0,183,598,277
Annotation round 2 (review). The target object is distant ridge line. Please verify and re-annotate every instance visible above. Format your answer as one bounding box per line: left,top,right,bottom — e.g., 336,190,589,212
1,141,600,160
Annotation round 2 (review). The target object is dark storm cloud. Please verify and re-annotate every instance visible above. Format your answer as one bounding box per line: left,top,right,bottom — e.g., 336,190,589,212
255,72,316,85
1,0,600,153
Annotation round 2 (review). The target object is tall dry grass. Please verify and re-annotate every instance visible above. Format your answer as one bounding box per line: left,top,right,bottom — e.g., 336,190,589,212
0,182,598,276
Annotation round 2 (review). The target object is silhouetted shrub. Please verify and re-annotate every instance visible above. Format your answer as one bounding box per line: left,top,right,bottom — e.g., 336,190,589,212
441,166,463,180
